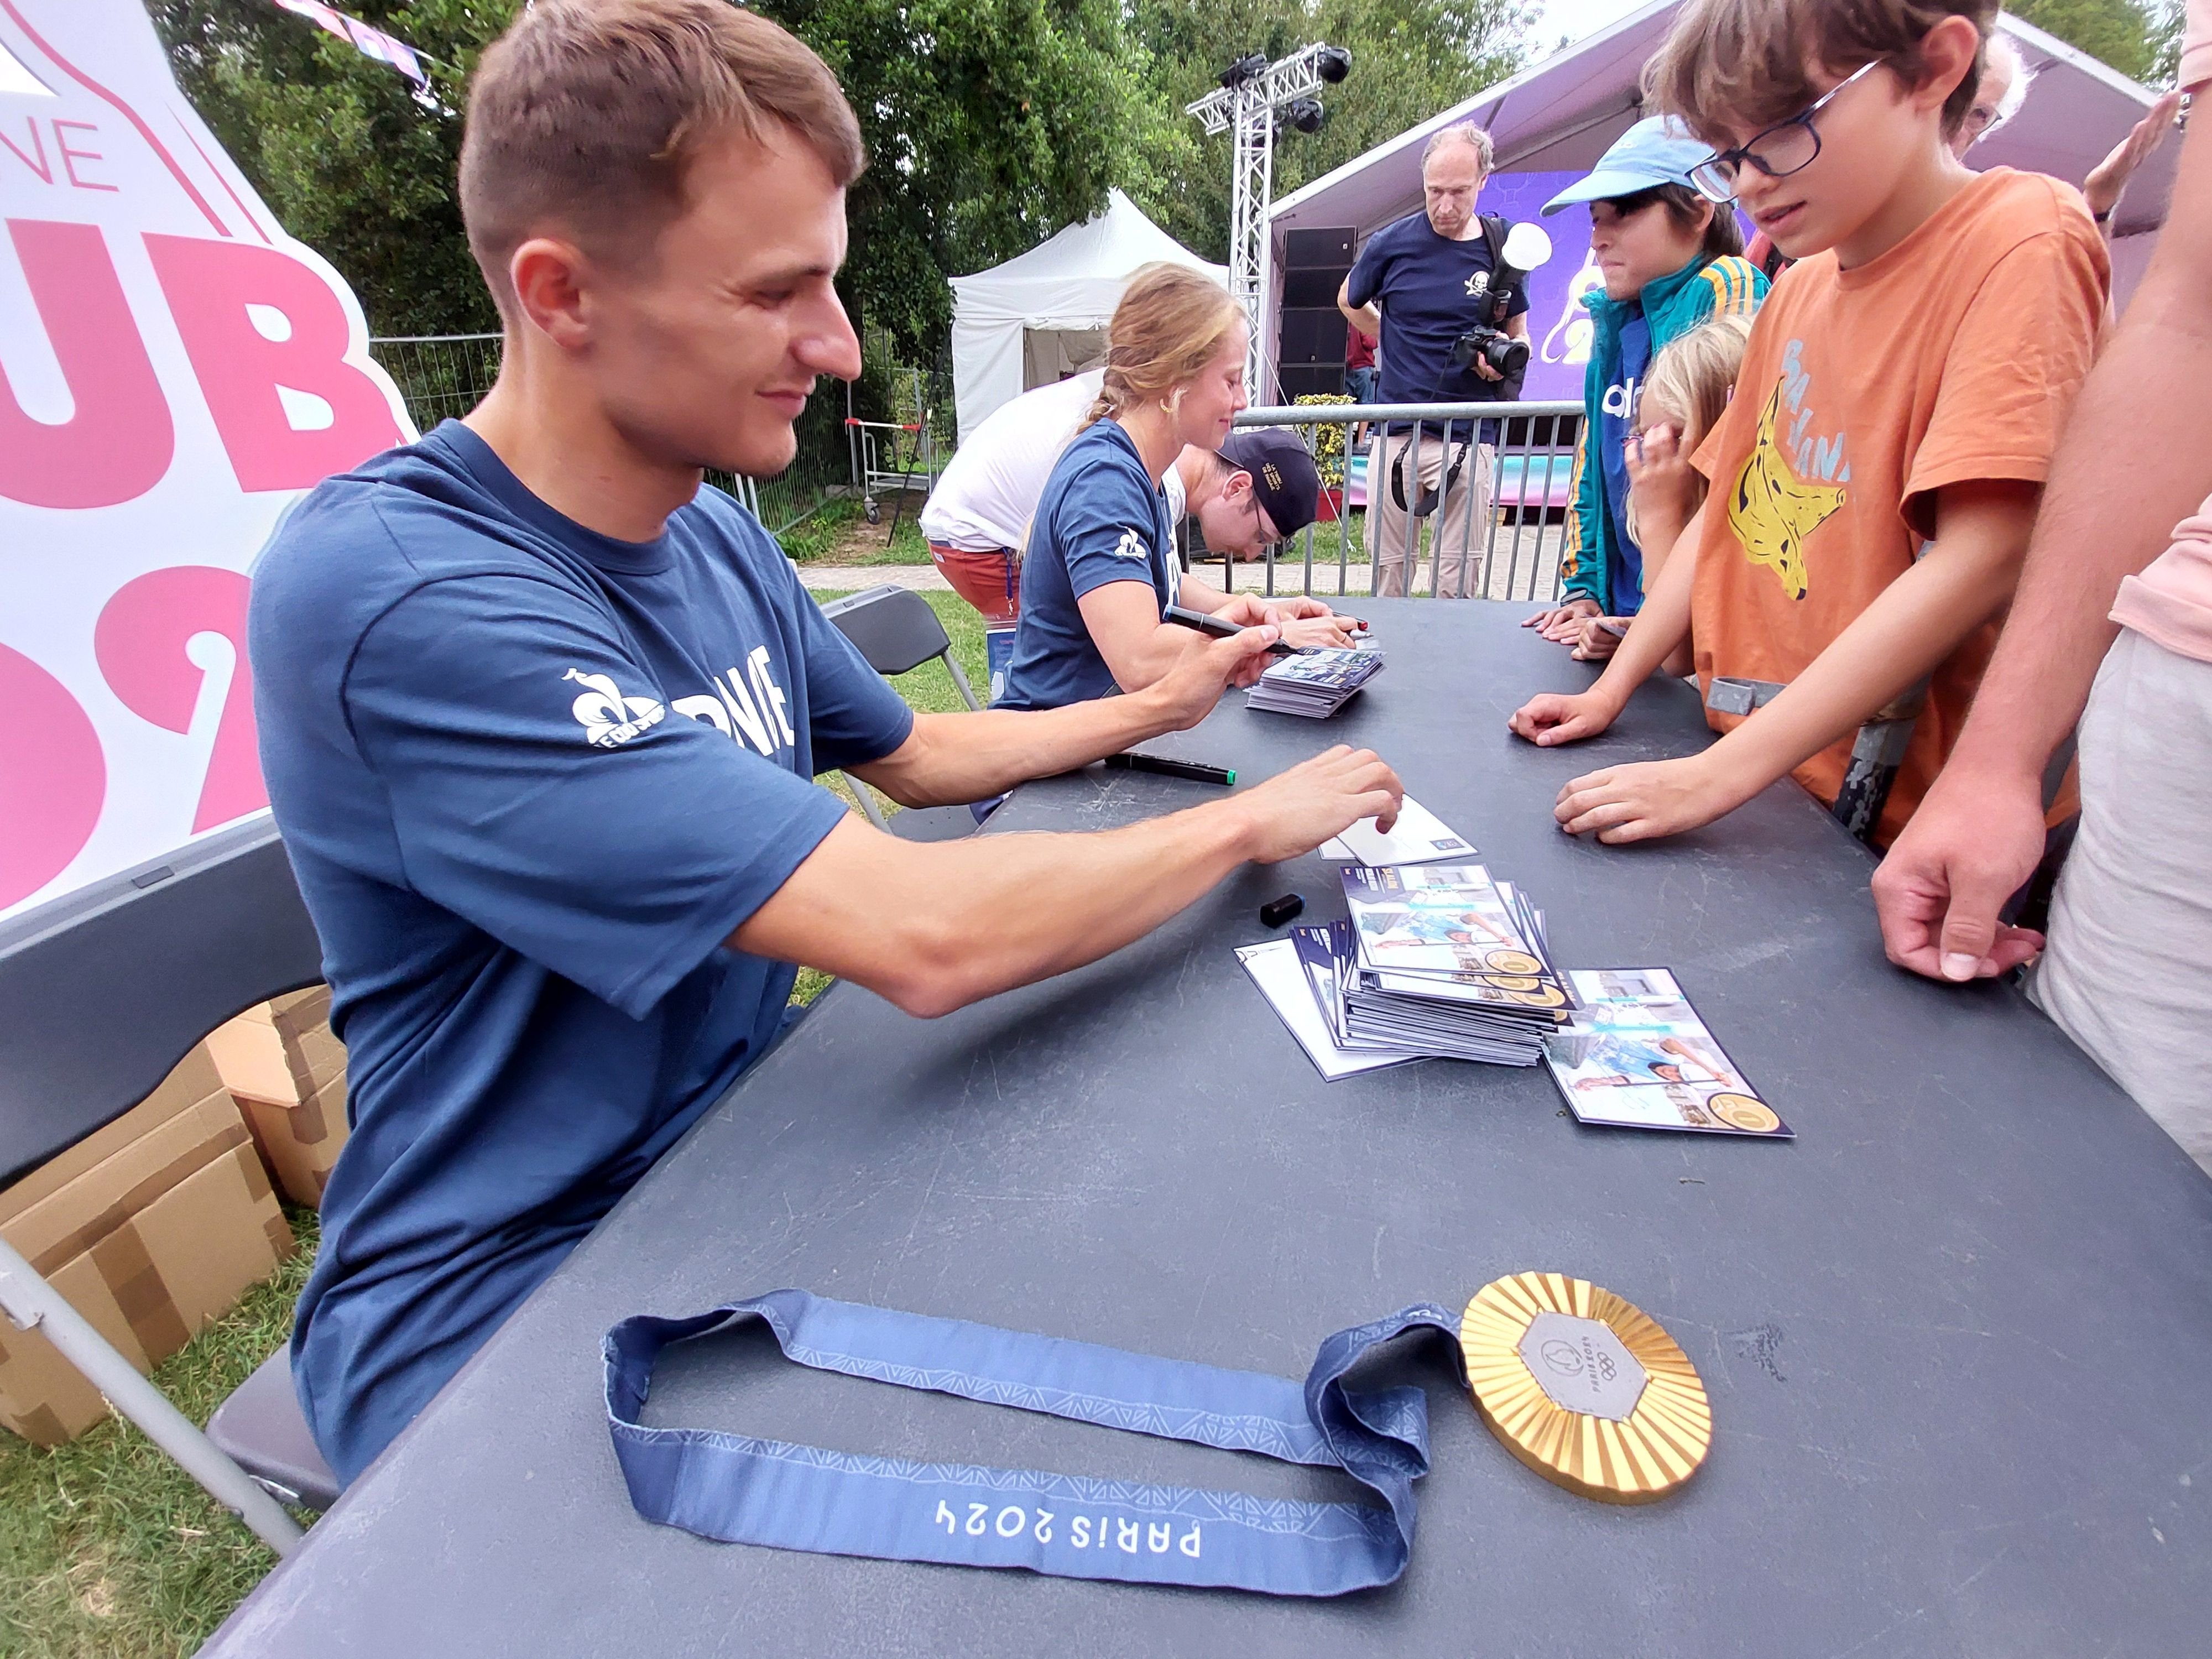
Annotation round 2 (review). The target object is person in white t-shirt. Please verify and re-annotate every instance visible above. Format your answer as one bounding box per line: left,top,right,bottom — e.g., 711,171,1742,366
920,369,1322,621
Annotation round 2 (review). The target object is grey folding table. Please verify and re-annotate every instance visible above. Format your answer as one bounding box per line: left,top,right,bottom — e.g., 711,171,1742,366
204,601,2212,1658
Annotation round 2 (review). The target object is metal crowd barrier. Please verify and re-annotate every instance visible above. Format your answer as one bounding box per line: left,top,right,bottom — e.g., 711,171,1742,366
366,332,837,536
1220,401,1582,604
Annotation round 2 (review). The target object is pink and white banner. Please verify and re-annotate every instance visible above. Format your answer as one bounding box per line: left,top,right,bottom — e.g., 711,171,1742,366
0,0,415,919
271,0,430,89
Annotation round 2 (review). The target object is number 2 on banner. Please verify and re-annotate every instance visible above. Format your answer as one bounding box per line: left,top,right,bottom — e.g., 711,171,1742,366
0,643,106,912
1,566,265,911
94,565,265,833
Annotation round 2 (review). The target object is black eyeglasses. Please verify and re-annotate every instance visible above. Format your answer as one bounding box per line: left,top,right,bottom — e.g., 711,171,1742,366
1688,59,1888,204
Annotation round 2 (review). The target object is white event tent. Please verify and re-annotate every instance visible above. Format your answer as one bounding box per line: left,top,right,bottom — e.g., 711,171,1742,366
1264,2,2172,397
950,189,1228,441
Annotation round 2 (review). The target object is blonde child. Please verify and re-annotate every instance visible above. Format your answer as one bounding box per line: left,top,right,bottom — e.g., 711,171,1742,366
1574,314,1754,661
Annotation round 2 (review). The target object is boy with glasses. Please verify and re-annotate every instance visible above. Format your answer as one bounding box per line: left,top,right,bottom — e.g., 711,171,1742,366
1509,0,2107,851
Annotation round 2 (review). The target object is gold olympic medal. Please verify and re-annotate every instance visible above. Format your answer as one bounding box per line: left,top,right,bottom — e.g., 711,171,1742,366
1506,987,1568,1008
1484,950,1544,975
1707,1092,1780,1134
1459,1271,1711,1505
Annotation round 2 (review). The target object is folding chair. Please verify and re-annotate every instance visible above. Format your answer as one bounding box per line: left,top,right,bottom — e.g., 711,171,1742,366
817,584,988,842
0,818,337,1550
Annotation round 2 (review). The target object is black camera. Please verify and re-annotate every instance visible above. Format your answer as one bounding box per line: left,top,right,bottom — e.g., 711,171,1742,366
1451,221,1553,385
1452,321,1530,379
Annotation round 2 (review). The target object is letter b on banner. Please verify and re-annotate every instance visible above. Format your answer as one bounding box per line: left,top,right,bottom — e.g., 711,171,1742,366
145,233,405,492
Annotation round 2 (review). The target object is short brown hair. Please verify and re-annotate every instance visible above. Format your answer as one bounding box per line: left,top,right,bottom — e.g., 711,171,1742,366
1647,0,1995,144
460,0,865,315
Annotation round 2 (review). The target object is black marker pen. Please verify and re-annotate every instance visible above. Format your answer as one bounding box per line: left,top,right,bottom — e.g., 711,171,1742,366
1162,604,1297,655
1103,752,1236,786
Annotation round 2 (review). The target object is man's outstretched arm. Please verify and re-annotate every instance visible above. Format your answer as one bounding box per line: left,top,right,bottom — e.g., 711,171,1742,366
1873,110,2212,980
852,625,1272,807
734,744,1402,1018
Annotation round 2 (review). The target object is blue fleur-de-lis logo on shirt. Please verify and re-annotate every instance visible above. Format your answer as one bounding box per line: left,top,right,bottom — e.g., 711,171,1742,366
1112,528,1149,561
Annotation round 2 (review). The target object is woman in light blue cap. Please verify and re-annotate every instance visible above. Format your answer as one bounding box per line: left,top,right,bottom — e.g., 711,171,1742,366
1524,117,1768,659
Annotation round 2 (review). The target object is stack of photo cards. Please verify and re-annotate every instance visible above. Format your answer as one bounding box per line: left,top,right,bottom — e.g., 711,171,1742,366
1246,645,1385,718
1543,968,1791,1138
1234,937,1422,1081
1334,864,1578,1064
1317,794,1474,867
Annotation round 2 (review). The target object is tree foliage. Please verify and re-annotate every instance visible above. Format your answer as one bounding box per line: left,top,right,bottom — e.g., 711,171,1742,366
2008,0,2164,83
152,2,500,335
1123,0,1532,263
759,1,1182,361
152,0,1183,365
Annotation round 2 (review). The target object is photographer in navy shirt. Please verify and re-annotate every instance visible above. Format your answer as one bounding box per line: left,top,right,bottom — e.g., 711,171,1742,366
251,0,1405,1487
1339,122,1530,598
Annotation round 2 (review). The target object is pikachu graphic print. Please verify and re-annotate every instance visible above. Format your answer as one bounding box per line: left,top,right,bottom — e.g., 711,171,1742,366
1728,378,1846,601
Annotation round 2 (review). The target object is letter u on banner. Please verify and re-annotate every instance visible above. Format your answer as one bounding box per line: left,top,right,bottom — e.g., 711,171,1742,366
0,217,173,508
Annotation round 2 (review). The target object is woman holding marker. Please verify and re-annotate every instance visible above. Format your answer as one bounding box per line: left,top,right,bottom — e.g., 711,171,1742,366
995,264,1358,712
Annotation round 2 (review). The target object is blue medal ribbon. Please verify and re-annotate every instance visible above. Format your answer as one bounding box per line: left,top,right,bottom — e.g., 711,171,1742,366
604,1289,1463,1596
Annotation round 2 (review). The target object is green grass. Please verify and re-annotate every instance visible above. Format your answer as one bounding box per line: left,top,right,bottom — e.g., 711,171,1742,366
789,588,990,1009
777,493,934,566
0,592,990,1656
0,1209,317,1659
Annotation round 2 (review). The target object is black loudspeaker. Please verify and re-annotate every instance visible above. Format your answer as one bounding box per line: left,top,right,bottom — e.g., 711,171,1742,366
1284,227,1355,268
1277,308,1348,364
1274,225,1356,398
1277,365,1345,399
1279,266,1344,309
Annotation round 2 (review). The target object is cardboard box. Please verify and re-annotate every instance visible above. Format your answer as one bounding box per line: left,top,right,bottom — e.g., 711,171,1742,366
238,1067,348,1209
3,1090,249,1273
206,988,345,1109
0,1052,294,1447
0,1045,226,1222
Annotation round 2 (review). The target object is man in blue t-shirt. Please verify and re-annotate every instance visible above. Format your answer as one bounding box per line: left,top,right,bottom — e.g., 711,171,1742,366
251,1,1406,1488
1339,123,1530,599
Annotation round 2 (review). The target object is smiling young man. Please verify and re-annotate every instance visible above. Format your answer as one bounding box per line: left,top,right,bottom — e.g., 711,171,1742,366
248,0,1404,1486
1508,0,2106,851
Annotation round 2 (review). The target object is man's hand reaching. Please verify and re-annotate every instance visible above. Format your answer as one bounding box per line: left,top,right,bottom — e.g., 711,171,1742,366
1232,745,1404,864
2083,92,2182,222
1871,764,2049,981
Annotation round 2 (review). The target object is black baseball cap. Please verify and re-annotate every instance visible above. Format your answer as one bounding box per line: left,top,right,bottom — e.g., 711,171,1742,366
1219,428,1322,539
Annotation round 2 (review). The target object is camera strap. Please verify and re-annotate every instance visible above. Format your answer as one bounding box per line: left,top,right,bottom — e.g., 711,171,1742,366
1387,432,1473,517
604,1287,1464,1597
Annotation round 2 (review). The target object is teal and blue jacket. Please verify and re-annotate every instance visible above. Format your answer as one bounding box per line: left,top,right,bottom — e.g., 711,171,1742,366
1557,252,1766,615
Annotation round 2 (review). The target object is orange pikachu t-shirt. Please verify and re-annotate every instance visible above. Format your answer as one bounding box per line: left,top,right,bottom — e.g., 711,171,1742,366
1688,168,2107,845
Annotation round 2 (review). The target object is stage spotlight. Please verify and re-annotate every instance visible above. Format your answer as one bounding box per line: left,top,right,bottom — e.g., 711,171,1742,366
1316,45,1352,83
1219,53,1268,90
1285,97,1326,135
